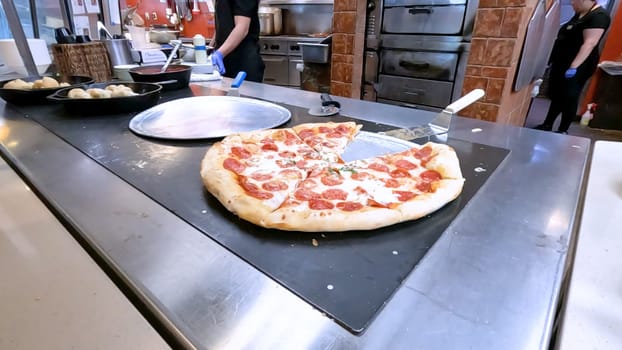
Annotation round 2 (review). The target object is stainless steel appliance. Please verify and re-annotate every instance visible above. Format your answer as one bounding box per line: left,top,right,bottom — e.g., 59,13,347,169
364,0,479,110
260,36,326,87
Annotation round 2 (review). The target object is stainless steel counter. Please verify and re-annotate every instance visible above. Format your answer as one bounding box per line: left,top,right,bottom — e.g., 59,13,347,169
0,80,590,349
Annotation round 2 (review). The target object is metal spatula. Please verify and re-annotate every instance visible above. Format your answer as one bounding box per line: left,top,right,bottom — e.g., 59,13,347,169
380,89,485,140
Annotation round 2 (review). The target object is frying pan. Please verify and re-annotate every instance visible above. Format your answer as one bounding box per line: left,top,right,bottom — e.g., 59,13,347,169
47,82,162,115
0,74,93,105
129,64,192,91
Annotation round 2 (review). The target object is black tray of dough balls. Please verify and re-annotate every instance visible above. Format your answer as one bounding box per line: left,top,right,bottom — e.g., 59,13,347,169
47,82,163,115
0,74,94,105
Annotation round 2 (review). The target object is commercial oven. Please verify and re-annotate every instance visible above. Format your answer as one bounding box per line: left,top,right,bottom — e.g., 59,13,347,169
363,0,478,110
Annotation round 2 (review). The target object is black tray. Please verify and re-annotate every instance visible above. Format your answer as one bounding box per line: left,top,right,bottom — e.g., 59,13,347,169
47,82,162,115
0,74,93,105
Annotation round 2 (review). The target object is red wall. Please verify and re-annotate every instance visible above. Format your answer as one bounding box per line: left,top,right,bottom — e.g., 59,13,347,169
581,5,622,113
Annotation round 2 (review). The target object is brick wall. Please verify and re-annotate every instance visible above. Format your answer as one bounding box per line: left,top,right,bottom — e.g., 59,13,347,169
331,0,366,98
459,0,539,125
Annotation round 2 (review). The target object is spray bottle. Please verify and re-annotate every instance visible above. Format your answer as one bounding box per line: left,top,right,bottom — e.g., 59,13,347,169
580,103,597,127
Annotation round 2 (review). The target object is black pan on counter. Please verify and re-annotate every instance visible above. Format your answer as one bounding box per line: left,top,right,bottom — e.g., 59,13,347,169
47,82,162,115
0,74,94,105
129,64,192,91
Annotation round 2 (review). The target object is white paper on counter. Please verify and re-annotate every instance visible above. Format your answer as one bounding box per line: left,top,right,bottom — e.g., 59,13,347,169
190,71,222,82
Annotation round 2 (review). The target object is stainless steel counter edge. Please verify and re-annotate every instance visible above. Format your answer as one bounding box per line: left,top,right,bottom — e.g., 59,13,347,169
0,80,590,350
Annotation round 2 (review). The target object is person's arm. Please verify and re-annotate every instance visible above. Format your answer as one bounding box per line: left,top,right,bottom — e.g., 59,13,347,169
215,15,250,57
569,28,605,68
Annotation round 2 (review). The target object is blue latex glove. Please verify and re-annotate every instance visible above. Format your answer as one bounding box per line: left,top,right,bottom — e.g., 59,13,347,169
565,68,577,78
211,50,225,75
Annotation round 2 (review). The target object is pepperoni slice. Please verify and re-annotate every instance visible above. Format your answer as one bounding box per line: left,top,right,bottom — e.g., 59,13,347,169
319,126,332,133
336,201,364,211
416,182,433,193
368,198,389,208
321,173,344,186
326,132,343,138
308,137,325,148
322,188,348,200
231,146,251,159
368,163,390,172
262,180,289,191
279,169,303,179
336,124,351,134
390,168,411,178
261,143,278,152
279,151,297,158
294,188,322,201
298,129,315,139
299,178,317,188
223,158,246,174
393,190,416,201
420,170,441,181
239,176,259,192
354,186,368,195
351,172,371,181
309,199,335,210
283,130,301,145
382,178,400,188
414,146,433,159
248,190,274,199
395,159,417,170
250,172,273,181
296,160,308,169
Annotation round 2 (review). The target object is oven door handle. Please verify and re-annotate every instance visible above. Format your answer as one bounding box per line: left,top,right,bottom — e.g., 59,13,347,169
408,7,433,15
399,60,430,71
404,89,425,96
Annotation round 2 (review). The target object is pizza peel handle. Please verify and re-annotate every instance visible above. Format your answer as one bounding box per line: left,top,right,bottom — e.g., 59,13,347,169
443,89,485,114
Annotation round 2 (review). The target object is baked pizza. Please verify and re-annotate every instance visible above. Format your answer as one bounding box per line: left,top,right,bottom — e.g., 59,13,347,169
201,121,464,232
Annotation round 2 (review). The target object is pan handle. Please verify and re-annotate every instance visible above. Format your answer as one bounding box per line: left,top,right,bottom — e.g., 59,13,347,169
444,89,485,114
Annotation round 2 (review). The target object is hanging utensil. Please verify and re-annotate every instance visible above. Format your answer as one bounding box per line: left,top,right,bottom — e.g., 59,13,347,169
97,21,113,39
160,40,182,73
192,0,200,13
185,0,193,21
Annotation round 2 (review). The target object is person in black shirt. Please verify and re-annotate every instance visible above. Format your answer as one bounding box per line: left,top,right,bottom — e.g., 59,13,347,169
210,0,265,82
533,0,610,134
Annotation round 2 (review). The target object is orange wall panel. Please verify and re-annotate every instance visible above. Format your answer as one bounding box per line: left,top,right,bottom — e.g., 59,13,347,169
581,5,622,113
122,0,214,38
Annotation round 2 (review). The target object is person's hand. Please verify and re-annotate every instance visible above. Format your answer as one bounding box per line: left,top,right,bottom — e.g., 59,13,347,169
211,50,225,75
565,68,577,78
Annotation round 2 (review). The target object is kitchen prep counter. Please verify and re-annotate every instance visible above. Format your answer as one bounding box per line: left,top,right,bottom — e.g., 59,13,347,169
0,80,590,349
0,157,170,349
555,140,622,350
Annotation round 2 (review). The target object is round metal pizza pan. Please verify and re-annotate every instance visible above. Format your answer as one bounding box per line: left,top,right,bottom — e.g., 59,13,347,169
342,131,418,162
128,96,292,140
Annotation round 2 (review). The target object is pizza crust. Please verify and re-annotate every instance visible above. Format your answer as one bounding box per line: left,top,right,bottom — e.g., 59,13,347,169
397,179,464,221
423,143,463,179
262,205,403,232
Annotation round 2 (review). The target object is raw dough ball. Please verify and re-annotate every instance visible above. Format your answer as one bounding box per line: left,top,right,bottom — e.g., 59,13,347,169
41,76,60,88
67,88,92,99
86,88,112,98
31,79,45,89
3,79,31,90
